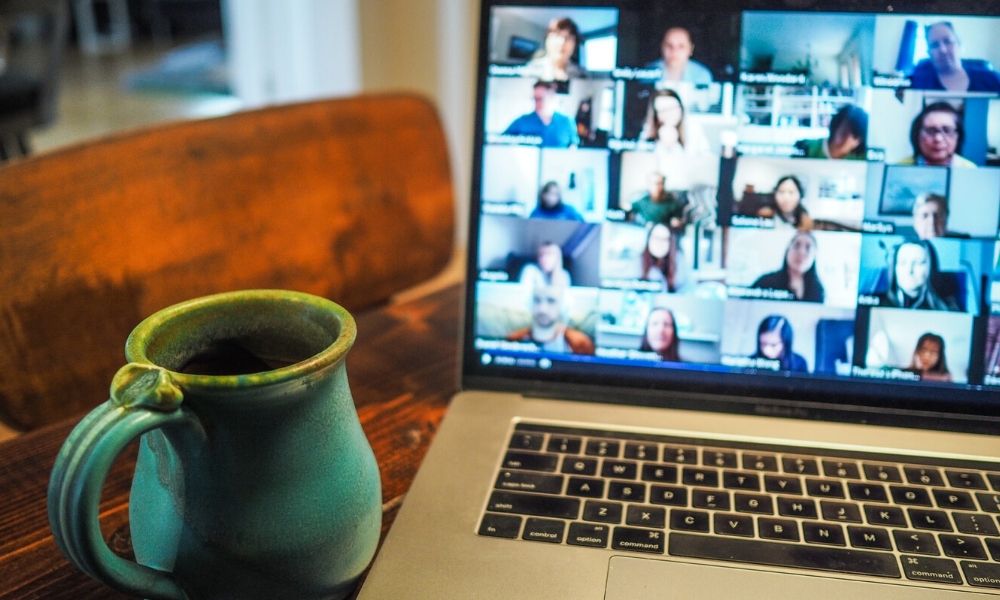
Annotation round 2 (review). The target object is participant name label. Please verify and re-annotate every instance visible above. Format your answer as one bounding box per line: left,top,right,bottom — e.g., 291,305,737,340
739,72,808,85
721,355,780,371
728,286,794,301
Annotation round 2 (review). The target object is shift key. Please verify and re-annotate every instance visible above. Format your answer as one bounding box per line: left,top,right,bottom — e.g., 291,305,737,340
488,491,580,519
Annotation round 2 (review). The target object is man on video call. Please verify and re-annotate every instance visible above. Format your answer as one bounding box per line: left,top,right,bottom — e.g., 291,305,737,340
628,171,685,228
506,284,594,354
503,81,579,147
646,26,713,84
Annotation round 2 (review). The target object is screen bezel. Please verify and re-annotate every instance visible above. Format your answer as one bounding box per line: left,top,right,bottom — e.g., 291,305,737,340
462,0,1000,433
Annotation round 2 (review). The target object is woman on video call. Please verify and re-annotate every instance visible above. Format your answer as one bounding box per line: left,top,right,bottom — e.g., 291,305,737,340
751,231,825,303
530,181,583,221
756,175,813,230
639,88,709,155
519,241,572,290
751,315,808,372
900,102,975,168
639,307,681,362
523,17,586,81
641,223,688,293
876,240,960,311
905,332,953,382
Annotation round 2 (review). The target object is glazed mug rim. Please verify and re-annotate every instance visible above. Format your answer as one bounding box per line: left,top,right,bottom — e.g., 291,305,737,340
124,289,356,392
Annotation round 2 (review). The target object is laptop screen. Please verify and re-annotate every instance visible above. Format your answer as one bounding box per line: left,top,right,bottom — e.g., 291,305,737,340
464,0,1000,420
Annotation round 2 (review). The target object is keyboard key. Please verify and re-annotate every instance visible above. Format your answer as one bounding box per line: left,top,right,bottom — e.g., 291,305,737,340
546,436,582,454
714,513,754,537
602,460,638,480
566,522,609,548
847,525,892,551
900,555,962,585
777,497,817,519
670,533,900,578
723,470,760,491
662,446,697,464
670,509,710,532
682,467,719,488
977,492,1000,513
561,456,598,476
585,439,620,458
487,491,580,519
893,530,939,555
583,500,623,524
641,463,678,483
692,489,730,510
803,522,846,546
988,539,1000,561
608,481,646,503
624,442,657,461
478,513,521,539
782,456,819,476
863,463,901,483
509,433,543,451
941,535,988,560
522,517,565,544
847,482,888,503
503,451,557,472
933,489,976,511
612,526,664,554
565,476,604,498
962,561,1000,590
889,486,932,506
734,493,773,515
953,512,999,536
495,470,564,494
820,501,862,523
742,453,778,472
703,449,737,468
908,508,952,531
626,505,666,529
649,485,687,506
863,504,907,527
822,460,861,480
805,478,844,498
764,475,803,495
903,466,944,487
758,517,799,542
988,473,1000,492
946,470,987,490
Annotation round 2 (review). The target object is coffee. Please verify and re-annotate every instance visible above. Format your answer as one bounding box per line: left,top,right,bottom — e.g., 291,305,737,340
179,339,300,375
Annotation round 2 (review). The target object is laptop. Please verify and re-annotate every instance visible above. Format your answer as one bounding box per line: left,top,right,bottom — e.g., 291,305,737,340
359,1,1000,597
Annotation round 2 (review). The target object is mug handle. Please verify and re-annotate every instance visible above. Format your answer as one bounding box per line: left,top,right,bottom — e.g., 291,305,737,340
48,363,202,600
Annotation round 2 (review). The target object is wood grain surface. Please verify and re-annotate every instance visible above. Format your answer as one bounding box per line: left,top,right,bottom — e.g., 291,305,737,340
0,94,454,430
0,283,461,599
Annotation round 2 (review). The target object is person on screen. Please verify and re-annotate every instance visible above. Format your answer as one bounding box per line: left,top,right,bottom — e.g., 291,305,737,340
503,81,579,147
519,241,572,289
639,88,710,155
506,284,594,354
900,102,974,168
876,240,959,311
627,172,685,228
910,193,968,240
641,223,688,293
908,22,1000,93
751,315,808,372
639,307,681,361
904,332,953,382
756,175,813,230
523,17,586,82
793,105,868,160
530,181,583,221
751,231,825,303
645,27,713,84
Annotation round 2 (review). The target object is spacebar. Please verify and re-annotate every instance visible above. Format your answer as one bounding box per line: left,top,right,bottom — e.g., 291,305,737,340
670,533,901,578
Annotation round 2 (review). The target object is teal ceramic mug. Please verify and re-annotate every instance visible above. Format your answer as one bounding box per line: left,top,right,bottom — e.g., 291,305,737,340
48,290,381,599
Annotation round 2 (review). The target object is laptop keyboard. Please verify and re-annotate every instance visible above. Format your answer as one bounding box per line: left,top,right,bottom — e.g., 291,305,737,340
477,422,1000,591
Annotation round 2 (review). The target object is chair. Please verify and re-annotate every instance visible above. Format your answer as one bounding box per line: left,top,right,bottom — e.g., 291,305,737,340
0,93,454,431
0,0,69,160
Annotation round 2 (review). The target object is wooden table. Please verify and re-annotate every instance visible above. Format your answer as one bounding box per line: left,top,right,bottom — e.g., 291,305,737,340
0,283,462,599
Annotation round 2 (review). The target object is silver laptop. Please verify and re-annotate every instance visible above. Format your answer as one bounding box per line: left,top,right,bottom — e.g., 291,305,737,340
360,1,1000,597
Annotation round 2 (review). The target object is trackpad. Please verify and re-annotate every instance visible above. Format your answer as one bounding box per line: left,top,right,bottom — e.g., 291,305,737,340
605,556,969,599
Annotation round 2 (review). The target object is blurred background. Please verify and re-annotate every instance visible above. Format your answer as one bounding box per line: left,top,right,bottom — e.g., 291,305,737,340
0,0,477,241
